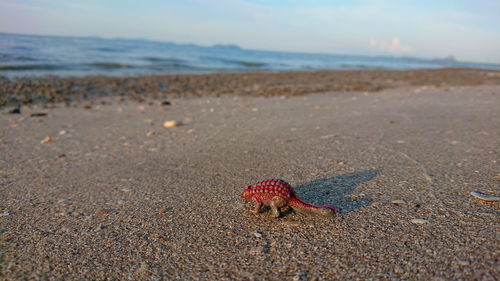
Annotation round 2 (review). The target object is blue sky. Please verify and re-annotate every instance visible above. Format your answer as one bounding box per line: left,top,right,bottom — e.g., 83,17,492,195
1,0,499,63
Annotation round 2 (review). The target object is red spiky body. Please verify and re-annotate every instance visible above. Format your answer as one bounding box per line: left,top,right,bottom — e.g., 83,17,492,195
240,179,337,218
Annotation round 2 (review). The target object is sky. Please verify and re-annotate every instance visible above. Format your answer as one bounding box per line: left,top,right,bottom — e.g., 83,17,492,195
1,0,499,64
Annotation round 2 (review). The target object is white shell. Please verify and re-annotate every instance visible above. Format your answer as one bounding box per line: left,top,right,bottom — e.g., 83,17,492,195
470,190,500,202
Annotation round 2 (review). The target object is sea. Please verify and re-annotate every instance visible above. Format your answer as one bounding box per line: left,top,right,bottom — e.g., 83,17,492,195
1,32,499,78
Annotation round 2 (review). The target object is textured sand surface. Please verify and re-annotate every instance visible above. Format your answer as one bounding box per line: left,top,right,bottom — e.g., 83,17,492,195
1,85,499,280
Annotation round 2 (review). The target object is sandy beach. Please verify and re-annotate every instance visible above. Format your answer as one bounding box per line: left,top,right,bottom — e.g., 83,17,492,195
1,70,499,280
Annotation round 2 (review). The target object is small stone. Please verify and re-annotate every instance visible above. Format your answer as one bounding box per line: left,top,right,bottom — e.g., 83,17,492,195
456,259,470,266
94,224,106,232
249,245,269,255
8,107,21,114
95,210,109,217
411,218,428,225
158,208,167,214
30,112,47,117
394,265,404,274
143,119,154,125
57,198,72,204
253,232,263,238
391,200,406,206
136,262,150,274
293,271,307,281
40,136,52,144
0,211,11,216
161,100,171,106
58,130,66,136
396,140,405,144
146,130,156,137
163,120,180,128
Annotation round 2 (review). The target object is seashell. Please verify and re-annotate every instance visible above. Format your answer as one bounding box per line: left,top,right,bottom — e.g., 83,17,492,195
470,190,500,202
40,136,52,144
391,200,406,206
411,218,428,225
163,120,180,128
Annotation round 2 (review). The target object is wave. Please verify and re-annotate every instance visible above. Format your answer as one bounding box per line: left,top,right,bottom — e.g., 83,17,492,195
84,47,127,53
0,64,61,71
87,62,135,69
142,56,185,64
0,53,37,62
203,56,267,68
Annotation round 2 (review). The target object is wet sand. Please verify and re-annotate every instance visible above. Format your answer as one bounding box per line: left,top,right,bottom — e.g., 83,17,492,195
1,72,499,280
2,68,500,107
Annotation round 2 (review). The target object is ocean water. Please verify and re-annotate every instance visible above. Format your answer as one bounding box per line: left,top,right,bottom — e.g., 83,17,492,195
1,32,498,77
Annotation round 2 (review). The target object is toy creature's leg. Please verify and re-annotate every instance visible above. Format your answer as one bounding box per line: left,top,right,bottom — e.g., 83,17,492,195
251,197,263,214
270,197,286,218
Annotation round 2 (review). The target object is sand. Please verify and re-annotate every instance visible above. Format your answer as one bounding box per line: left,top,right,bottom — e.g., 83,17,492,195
1,73,499,280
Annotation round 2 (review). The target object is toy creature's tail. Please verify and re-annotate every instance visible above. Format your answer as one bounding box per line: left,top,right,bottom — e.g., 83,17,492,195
288,197,337,217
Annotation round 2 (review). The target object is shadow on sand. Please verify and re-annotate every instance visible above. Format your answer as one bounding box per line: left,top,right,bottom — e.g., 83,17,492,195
294,170,378,214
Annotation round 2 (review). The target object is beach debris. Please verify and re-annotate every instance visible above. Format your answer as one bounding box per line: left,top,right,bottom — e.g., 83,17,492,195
40,136,52,144
0,211,11,216
241,179,337,218
163,120,181,128
8,107,21,114
253,231,263,238
146,130,156,137
391,200,406,206
30,112,47,117
470,190,500,202
411,218,428,225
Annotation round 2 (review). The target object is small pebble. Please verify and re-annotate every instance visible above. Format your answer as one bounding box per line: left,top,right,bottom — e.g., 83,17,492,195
8,107,21,114
0,211,11,216
163,120,180,128
40,136,52,144
30,112,47,117
411,218,428,224
57,198,72,204
293,271,307,281
394,265,404,274
253,232,263,238
161,100,171,106
146,130,156,137
391,200,406,206
58,130,66,136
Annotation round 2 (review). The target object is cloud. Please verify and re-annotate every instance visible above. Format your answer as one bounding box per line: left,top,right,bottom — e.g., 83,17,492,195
369,37,412,53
